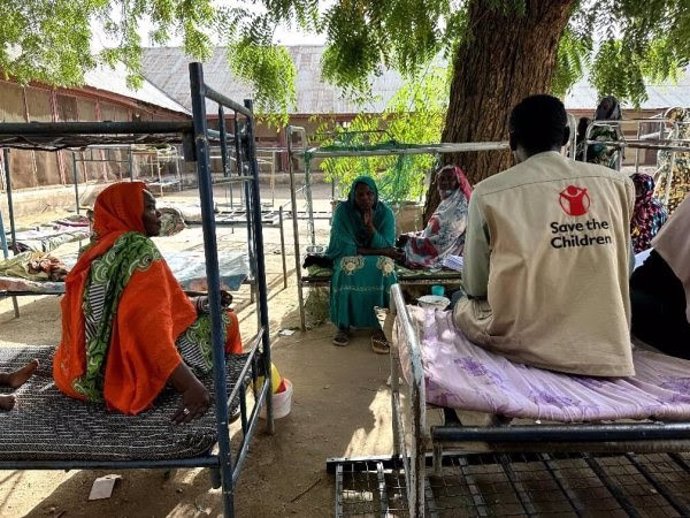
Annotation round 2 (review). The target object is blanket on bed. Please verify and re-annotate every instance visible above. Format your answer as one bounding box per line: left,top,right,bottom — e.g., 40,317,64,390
397,305,690,422
0,250,249,295
11,216,90,253
0,252,69,281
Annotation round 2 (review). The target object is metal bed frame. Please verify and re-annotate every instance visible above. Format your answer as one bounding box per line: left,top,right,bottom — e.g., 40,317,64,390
386,283,690,517
0,138,288,315
582,115,690,173
0,62,273,518
285,123,580,331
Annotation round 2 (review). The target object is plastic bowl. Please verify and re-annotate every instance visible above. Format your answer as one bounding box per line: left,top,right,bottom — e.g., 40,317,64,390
417,295,451,311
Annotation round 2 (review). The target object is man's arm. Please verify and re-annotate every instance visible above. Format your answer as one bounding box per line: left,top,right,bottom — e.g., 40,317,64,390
462,193,491,298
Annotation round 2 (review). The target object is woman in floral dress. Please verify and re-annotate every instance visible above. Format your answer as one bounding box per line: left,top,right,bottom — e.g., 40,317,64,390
325,176,402,348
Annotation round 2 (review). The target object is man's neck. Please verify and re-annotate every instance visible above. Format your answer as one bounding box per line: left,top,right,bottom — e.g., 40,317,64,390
518,146,562,163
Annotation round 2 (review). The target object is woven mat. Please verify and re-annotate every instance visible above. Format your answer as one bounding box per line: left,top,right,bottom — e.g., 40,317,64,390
0,346,249,461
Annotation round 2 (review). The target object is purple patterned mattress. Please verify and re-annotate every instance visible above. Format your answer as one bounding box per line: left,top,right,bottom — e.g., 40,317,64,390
396,306,690,423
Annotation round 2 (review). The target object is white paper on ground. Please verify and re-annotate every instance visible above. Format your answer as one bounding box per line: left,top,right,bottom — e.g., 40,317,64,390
88,474,122,500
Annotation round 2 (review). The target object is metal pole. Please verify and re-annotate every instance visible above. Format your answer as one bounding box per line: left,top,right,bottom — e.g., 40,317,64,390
188,62,234,518
237,116,256,287
243,98,274,435
218,106,230,178
72,152,80,215
0,209,19,318
3,149,17,255
2,149,19,317
287,126,307,330
232,118,242,209
0,211,8,257
305,155,315,245
279,206,287,290
128,145,134,181
635,120,641,174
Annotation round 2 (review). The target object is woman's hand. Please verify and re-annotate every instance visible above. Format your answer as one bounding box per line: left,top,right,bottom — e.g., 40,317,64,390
362,208,375,234
169,363,211,423
220,290,232,308
194,290,233,313
384,247,405,262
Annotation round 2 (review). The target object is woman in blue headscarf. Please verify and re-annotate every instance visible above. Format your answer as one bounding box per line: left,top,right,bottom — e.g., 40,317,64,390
326,176,402,347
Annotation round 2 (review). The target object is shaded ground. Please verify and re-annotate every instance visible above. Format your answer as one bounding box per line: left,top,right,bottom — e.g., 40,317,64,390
0,184,395,518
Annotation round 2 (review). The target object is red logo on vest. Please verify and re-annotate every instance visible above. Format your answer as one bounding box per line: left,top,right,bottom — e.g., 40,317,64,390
559,185,590,216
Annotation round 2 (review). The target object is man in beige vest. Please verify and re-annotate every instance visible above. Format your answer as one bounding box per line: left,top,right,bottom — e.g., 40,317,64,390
455,94,635,377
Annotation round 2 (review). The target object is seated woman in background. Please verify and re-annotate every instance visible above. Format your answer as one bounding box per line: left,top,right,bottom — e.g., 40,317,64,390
577,95,623,170
630,194,690,357
397,165,472,268
324,176,401,348
54,182,242,422
630,172,667,253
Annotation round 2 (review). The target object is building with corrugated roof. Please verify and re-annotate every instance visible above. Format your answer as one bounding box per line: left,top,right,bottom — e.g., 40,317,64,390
0,62,190,191
142,45,690,170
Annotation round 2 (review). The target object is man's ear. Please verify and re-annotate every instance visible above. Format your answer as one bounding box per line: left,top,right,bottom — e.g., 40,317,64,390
509,132,518,151
562,126,571,147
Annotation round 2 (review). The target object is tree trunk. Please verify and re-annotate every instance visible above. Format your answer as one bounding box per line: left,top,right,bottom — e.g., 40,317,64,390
423,0,576,222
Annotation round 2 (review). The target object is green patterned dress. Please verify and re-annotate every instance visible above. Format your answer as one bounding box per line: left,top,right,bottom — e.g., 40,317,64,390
326,176,398,329
75,232,226,402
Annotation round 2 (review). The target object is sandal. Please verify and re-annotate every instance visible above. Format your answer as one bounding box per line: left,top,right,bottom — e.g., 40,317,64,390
332,329,350,347
371,331,390,355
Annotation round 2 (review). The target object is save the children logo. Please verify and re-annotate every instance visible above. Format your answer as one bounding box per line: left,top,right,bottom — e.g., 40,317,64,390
549,185,612,250
559,185,590,216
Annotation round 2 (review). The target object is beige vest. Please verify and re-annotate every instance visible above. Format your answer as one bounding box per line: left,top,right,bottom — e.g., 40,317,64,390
455,152,635,377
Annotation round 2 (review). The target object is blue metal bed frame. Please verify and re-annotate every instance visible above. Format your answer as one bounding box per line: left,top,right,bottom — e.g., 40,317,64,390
0,62,273,518
384,283,690,517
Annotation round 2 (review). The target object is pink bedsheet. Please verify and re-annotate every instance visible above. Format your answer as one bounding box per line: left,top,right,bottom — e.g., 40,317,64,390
396,306,690,422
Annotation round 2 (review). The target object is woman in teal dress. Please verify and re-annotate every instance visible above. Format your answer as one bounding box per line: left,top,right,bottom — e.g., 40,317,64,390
326,176,402,347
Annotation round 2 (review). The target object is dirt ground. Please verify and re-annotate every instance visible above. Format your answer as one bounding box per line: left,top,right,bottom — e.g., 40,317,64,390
0,184,396,518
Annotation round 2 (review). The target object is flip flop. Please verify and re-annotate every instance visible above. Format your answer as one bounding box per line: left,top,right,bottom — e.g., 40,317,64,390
371,332,390,355
332,330,350,347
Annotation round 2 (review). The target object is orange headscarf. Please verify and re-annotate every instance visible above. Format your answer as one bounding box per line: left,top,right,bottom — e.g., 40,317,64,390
54,182,197,414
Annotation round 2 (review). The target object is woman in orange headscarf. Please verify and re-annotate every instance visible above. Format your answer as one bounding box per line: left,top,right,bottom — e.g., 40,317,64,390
53,182,242,422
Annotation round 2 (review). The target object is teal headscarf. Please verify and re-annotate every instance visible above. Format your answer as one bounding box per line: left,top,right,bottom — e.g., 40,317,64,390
326,176,396,259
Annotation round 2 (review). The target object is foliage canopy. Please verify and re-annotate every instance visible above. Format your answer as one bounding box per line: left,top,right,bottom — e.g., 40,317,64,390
1,1,689,112
315,66,448,202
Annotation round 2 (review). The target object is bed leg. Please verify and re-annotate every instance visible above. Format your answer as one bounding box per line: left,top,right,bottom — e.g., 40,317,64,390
298,282,307,331
12,296,19,318
209,467,222,489
433,443,443,477
390,336,401,458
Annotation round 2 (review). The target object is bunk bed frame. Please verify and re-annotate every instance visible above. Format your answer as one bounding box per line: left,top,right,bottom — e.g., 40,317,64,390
582,115,690,175
0,100,291,316
0,62,273,518
383,284,690,517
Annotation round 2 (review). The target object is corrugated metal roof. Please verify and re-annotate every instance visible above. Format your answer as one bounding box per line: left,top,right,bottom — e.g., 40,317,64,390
140,45,690,115
141,45,404,114
84,62,191,115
